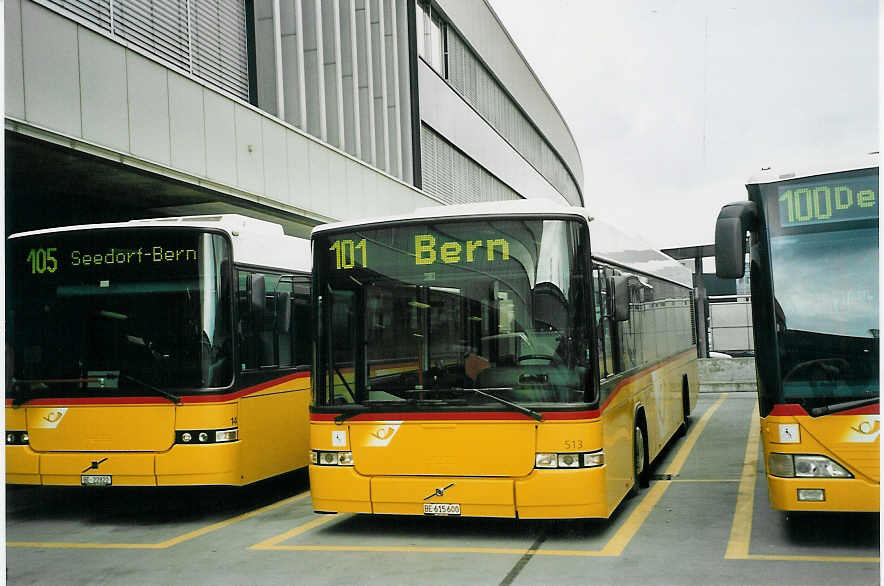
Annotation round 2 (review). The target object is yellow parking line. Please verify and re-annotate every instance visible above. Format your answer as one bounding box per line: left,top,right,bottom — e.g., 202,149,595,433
252,395,729,557
670,479,740,483
249,515,339,550
599,393,727,557
261,544,530,555
724,405,878,564
725,402,760,560
7,491,310,550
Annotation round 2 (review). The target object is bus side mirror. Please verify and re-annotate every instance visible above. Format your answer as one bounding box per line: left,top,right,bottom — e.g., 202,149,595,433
714,201,758,279
609,276,630,322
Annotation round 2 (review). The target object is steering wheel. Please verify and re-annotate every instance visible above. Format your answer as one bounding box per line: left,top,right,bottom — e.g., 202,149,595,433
783,358,850,385
516,354,558,363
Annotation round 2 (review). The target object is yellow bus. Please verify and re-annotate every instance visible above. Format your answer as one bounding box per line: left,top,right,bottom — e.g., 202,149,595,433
6,215,312,487
715,156,879,512
309,200,698,519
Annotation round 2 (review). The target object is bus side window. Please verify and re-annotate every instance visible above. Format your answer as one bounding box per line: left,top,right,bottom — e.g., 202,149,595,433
237,271,285,369
291,279,311,367
593,266,614,379
275,276,311,369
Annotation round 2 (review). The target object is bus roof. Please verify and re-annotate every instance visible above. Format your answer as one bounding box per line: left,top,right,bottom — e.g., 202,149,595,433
747,153,879,185
9,214,310,272
312,200,693,289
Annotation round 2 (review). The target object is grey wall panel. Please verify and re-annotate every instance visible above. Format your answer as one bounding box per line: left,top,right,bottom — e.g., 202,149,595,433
326,148,349,219
5,0,26,120
203,90,238,186
234,104,265,194
168,72,207,176
342,161,363,219
280,0,303,129
126,52,171,164
261,118,288,204
78,27,129,152
285,131,312,208
306,140,332,215
21,1,81,137
433,0,583,192
254,0,278,116
418,62,561,202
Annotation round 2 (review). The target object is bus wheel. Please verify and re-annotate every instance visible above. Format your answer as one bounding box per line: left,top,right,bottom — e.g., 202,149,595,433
676,377,690,438
631,422,650,495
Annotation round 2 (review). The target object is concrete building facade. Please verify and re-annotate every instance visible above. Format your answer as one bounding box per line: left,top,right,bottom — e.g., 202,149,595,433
5,0,583,237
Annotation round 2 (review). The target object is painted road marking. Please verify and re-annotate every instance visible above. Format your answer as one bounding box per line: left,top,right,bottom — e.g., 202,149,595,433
250,394,729,557
7,491,310,550
725,404,879,564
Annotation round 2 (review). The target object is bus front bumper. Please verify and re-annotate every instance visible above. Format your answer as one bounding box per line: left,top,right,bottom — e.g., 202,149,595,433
309,465,610,519
5,443,243,486
766,474,880,512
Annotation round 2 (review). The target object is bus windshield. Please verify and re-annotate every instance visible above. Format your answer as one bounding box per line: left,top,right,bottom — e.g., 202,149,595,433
313,217,593,409
7,228,234,397
760,167,879,408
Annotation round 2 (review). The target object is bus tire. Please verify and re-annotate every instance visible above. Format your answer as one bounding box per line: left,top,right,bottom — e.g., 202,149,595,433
631,416,650,494
676,376,690,438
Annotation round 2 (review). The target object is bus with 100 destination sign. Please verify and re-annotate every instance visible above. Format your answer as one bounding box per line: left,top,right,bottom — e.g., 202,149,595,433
715,154,879,512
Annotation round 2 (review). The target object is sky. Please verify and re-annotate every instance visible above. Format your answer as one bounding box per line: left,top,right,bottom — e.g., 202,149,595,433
487,0,879,249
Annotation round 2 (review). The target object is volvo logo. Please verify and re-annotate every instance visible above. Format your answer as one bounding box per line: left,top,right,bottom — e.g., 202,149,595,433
82,458,108,473
424,483,455,500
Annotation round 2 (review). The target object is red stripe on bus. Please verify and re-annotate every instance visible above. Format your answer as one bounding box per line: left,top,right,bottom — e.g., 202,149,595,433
310,409,601,422
4,371,310,407
769,403,880,417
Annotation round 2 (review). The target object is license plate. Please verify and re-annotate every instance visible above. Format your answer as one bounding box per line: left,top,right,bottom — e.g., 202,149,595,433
81,474,111,487
423,503,461,516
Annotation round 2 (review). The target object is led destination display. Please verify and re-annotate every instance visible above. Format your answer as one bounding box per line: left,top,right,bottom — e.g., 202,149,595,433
22,244,199,276
777,173,877,228
328,234,512,271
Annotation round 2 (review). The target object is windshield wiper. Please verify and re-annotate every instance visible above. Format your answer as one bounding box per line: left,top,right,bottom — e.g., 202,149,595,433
10,378,97,407
333,400,417,424
118,374,181,404
409,387,543,422
809,396,879,417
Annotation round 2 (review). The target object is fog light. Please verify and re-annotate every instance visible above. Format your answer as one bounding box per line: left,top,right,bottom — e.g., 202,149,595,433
198,432,209,443
337,451,353,465
535,453,557,468
310,451,318,465
584,451,604,468
768,453,795,477
215,428,238,442
797,488,825,502
181,432,192,443
557,454,580,468
21,433,28,443
6,433,14,444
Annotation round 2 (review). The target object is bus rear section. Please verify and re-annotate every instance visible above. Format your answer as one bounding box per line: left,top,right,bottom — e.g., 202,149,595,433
6,215,312,487
715,159,879,512
309,203,698,519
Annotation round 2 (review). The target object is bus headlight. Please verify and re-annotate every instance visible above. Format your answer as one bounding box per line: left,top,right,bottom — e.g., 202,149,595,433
768,453,852,478
312,450,354,466
6,431,28,445
535,450,604,469
794,455,851,478
215,429,238,443
175,428,239,444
